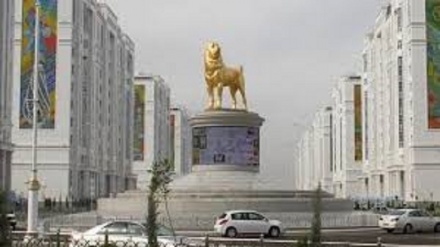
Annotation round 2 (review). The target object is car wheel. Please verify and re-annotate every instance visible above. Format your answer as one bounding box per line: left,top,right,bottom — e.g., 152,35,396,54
386,229,394,234
269,227,280,238
403,224,413,234
435,223,440,233
225,227,238,238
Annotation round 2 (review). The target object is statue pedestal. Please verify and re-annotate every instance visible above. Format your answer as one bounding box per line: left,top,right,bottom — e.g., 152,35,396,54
97,109,354,230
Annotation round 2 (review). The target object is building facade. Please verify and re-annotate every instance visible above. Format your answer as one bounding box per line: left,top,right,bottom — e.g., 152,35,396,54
0,0,14,192
170,107,192,176
295,0,440,202
11,0,135,201
295,76,362,199
360,0,440,202
295,107,333,192
133,75,170,190
331,76,363,198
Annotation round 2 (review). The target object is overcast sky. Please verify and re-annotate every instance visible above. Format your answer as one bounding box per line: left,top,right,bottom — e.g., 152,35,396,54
106,0,382,189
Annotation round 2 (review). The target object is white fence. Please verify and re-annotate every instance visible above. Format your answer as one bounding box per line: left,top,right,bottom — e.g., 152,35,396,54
42,212,380,232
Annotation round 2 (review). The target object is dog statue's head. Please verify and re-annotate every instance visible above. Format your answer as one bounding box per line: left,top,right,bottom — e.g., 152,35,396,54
205,42,222,60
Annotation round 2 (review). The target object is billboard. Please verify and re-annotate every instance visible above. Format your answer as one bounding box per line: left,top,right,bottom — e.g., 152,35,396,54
427,0,440,128
354,85,363,161
170,114,175,169
192,127,260,166
133,85,145,161
20,0,58,128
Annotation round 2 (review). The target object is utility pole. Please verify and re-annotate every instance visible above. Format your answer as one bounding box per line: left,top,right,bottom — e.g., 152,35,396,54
27,0,41,235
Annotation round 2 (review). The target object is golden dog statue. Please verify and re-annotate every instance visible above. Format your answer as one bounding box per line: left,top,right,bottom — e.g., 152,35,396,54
204,42,248,110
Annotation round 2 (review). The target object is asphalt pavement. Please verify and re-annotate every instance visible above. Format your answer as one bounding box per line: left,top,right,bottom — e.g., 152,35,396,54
181,228,440,246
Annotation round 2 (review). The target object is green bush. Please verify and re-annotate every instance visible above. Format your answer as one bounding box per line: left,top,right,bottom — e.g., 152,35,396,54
296,236,309,247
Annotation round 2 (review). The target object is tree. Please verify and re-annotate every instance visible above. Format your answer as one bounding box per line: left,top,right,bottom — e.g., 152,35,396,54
0,190,11,246
146,159,173,247
309,183,322,247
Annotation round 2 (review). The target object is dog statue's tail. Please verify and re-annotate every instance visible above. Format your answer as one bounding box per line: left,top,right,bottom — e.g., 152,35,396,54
239,66,248,110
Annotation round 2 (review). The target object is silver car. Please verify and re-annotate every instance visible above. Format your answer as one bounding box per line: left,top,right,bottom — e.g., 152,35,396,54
378,209,440,234
214,210,284,238
70,220,189,247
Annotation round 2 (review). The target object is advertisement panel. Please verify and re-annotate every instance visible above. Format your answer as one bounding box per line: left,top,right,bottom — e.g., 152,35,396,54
20,0,58,128
133,85,145,161
427,0,440,128
354,85,363,161
192,127,259,166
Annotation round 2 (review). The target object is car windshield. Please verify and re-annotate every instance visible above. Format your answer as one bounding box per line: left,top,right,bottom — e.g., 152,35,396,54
388,210,406,216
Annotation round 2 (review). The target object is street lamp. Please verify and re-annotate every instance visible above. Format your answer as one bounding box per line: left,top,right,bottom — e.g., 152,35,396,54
27,0,41,235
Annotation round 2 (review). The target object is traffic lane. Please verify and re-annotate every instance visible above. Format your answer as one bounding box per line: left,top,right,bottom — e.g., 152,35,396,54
186,229,440,245
285,229,440,245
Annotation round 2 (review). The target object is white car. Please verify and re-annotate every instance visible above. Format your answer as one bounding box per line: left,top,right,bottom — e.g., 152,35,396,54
70,220,188,247
214,210,283,238
378,209,440,234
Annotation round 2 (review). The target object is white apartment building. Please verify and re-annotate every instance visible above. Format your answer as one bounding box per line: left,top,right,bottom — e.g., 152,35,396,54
133,75,170,189
170,107,192,176
11,0,135,201
360,0,440,202
295,0,440,202
295,76,362,199
295,107,333,193
0,0,14,192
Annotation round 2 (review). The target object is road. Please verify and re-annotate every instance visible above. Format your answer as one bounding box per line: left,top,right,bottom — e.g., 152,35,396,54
14,226,440,245
181,228,440,246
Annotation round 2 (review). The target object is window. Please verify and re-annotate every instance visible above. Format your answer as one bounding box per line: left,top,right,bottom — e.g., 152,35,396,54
231,213,246,220
100,222,127,235
248,213,265,221
396,7,402,32
409,211,422,217
127,223,145,236
398,56,404,147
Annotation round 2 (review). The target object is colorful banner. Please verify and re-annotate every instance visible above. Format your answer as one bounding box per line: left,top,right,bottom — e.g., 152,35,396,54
354,85,363,161
133,85,145,161
170,114,175,170
427,0,440,128
193,127,260,166
20,0,58,128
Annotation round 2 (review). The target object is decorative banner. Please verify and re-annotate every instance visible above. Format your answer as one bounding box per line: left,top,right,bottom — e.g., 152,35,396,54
20,0,58,129
192,127,260,166
427,0,440,128
354,85,363,161
133,85,145,161
170,114,175,169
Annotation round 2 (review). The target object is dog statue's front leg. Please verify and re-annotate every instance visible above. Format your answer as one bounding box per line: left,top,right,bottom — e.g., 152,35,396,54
215,84,223,109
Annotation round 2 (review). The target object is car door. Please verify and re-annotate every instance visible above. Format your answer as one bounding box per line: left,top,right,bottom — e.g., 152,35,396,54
248,213,269,234
418,211,434,232
231,213,249,233
408,210,422,231
126,222,148,244
98,222,129,244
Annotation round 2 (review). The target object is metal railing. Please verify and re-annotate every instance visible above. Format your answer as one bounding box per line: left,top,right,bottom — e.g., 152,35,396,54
10,232,387,247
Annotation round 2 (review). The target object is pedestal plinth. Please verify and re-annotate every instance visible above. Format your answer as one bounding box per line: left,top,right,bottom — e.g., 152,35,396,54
97,110,353,229
171,109,264,191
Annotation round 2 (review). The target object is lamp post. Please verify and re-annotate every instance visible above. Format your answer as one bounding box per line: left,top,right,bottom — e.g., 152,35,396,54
27,0,41,235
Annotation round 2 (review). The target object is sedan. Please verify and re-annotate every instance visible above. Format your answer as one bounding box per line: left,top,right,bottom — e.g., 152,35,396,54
70,220,188,247
214,210,284,238
378,209,440,234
